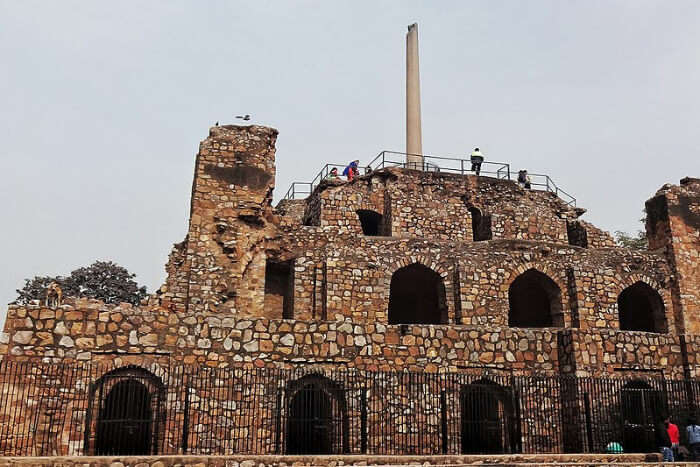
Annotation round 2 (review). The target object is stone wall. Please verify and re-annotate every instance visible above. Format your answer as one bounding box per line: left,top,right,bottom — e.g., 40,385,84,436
1,124,698,460
647,177,700,335
0,298,690,378
2,125,694,380
302,168,588,244
159,125,281,317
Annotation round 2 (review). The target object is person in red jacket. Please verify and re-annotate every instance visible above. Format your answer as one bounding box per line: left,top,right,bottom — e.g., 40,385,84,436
667,416,680,459
342,160,360,181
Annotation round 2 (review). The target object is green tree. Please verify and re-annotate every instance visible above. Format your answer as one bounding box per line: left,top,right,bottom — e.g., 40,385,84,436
15,261,148,305
614,230,648,250
614,210,648,250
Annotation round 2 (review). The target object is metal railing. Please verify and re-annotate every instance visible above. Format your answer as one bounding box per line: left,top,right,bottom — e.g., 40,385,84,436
282,151,576,207
0,360,698,456
367,150,511,180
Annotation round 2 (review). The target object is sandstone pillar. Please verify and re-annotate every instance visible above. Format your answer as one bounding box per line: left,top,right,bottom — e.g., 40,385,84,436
406,23,423,169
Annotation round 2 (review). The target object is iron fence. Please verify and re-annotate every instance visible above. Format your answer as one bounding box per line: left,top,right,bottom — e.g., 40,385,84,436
0,360,697,456
282,151,576,207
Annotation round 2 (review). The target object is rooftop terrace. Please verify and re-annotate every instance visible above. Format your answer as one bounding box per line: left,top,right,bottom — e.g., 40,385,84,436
282,151,577,206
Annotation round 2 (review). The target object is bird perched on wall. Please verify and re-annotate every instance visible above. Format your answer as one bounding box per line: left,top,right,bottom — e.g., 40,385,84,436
236,114,251,121
215,121,219,126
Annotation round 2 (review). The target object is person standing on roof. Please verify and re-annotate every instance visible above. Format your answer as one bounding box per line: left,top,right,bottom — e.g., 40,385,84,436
470,148,484,175
518,170,532,189
343,160,360,181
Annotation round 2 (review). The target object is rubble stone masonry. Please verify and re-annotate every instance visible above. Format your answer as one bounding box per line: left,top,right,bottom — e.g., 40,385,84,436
2,125,698,376
0,124,698,458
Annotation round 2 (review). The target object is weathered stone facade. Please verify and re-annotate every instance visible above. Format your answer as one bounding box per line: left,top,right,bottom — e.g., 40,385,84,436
1,124,698,457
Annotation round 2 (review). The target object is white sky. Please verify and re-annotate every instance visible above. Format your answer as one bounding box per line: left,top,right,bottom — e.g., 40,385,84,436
1,1,699,323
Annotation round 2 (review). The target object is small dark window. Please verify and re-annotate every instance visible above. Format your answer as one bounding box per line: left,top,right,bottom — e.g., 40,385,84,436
265,259,295,319
618,282,666,333
469,207,492,241
388,263,447,324
356,210,383,236
567,221,588,248
508,269,564,328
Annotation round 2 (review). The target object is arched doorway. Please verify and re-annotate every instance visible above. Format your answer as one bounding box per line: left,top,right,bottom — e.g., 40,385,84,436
618,282,666,333
508,269,563,328
90,366,164,455
460,379,519,454
388,263,447,324
285,374,348,454
620,380,665,453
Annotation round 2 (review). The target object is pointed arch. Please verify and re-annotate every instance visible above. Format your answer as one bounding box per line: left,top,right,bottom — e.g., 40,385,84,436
88,365,165,455
508,268,564,328
618,281,667,333
285,374,348,454
388,262,448,324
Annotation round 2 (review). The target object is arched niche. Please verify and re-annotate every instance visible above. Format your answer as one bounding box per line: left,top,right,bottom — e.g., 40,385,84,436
388,263,447,325
508,269,564,328
618,281,667,333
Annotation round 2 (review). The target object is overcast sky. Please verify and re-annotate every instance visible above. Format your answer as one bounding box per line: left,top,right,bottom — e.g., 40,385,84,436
1,1,699,322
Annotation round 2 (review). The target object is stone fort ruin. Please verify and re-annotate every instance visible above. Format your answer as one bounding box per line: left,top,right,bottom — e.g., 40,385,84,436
1,24,699,463
0,122,698,459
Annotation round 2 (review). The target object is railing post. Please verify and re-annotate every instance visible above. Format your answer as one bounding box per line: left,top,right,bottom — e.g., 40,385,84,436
440,389,448,454
583,391,593,452
460,159,464,175
361,385,368,453
181,375,190,453
275,387,284,454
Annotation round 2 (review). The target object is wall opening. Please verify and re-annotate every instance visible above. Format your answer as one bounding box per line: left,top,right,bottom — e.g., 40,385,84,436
388,263,448,324
356,209,383,236
566,221,588,248
285,374,348,454
265,259,295,319
618,282,666,333
91,366,163,455
508,269,564,328
620,380,665,453
460,379,520,454
468,207,492,241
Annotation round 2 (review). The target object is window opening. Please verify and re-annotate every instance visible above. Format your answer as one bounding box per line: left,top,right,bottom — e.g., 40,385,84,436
265,259,295,319
388,263,447,324
567,221,588,248
508,269,564,328
356,210,383,236
618,282,666,333
469,207,492,241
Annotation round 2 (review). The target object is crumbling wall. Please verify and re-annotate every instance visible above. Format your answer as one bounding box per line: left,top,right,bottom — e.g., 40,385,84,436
305,169,583,244
646,177,700,334
160,125,284,316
